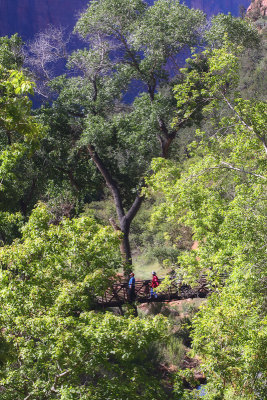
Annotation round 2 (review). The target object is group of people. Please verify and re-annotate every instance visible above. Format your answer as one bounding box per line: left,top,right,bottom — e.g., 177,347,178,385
128,271,159,302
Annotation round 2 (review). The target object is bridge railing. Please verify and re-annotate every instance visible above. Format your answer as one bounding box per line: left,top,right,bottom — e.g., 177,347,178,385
95,276,214,308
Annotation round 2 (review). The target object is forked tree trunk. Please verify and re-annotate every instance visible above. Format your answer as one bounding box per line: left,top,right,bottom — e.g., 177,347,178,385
86,112,180,269
87,145,143,270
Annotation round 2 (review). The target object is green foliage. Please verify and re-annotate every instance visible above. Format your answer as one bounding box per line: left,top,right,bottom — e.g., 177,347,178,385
0,65,41,144
0,203,122,317
0,58,44,216
0,211,23,245
0,205,172,399
154,335,185,368
35,102,103,206
129,0,205,67
75,0,147,39
54,0,206,208
0,311,168,399
192,281,266,399
172,39,242,130
238,27,267,101
204,13,260,49
148,42,267,398
173,369,201,400
0,34,24,69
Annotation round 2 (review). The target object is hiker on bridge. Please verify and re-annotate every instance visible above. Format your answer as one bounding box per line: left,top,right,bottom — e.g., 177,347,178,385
150,271,159,299
128,272,136,302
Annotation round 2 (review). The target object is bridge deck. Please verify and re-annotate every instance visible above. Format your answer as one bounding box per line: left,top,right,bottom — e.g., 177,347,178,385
95,277,211,308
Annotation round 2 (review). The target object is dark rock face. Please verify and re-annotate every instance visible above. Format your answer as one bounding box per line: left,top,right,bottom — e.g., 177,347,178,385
0,0,251,41
0,0,87,39
188,0,250,15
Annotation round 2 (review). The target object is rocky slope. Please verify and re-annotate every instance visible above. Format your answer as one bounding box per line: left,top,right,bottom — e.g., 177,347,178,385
0,0,251,40
247,0,267,19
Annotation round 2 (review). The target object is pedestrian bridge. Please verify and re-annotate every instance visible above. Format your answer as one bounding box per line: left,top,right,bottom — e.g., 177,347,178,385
95,276,213,309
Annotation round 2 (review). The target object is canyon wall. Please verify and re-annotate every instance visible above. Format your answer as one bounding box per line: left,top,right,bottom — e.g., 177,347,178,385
247,0,267,19
0,0,251,41
0,0,87,39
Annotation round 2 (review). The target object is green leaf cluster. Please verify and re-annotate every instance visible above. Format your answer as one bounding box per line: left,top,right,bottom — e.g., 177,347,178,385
204,13,260,49
148,42,267,398
0,56,44,217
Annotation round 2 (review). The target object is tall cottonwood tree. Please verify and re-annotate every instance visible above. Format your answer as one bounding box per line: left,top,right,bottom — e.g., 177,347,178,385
42,0,207,266
32,0,258,267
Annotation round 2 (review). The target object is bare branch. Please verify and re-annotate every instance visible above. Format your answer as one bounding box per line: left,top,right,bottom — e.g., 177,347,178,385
220,162,266,179
24,25,70,97
50,369,71,394
186,163,266,181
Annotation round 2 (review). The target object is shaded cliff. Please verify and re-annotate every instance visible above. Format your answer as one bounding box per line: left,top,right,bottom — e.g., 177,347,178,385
187,0,250,15
0,0,251,40
0,0,87,38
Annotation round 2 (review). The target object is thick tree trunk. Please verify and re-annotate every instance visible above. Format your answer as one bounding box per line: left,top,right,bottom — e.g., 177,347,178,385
121,221,132,266
86,118,177,269
87,145,144,269
157,117,177,158
109,217,131,265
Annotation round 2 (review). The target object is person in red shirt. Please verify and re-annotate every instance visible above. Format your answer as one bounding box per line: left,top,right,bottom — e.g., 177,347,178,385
150,271,159,299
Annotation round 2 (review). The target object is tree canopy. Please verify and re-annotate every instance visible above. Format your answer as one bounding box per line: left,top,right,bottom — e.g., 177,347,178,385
0,53,43,240
28,0,259,266
0,203,172,399
147,42,267,399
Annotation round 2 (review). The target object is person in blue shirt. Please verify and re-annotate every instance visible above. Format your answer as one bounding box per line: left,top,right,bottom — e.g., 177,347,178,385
128,272,136,302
